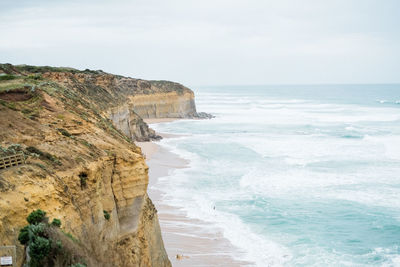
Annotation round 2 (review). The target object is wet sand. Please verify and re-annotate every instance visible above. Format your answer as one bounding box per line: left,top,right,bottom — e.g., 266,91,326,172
144,118,180,124
137,132,252,266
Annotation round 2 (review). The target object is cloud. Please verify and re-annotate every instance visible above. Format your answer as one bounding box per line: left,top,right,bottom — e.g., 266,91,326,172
0,0,399,85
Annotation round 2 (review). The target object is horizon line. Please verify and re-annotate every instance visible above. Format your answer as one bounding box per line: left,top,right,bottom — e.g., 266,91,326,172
191,82,400,88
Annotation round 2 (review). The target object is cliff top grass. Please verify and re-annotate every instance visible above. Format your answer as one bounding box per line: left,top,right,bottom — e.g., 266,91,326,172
0,65,137,173
0,63,103,75
1,63,192,98
148,80,187,94
0,77,36,92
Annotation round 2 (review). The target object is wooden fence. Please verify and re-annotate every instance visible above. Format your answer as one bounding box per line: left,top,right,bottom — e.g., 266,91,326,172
0,153,25,170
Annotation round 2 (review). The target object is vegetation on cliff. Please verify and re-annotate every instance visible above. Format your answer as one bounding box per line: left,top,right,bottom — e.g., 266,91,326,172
0,63,174,266
18,210,90,267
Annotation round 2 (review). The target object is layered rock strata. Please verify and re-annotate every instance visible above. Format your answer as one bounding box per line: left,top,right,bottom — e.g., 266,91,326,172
0,64,190,266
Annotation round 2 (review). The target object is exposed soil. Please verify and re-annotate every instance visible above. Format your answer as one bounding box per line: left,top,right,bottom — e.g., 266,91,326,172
0,90,32,101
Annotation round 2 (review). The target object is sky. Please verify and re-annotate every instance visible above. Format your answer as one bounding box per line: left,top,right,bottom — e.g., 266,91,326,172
0,0,399,86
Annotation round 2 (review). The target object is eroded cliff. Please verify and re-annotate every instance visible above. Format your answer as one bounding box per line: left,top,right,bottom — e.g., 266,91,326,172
0,64,180,266
128,81,197,119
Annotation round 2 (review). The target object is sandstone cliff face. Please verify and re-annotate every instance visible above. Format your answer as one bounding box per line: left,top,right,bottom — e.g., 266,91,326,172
129,91,196,119
41,71,161,142
39,71,200,139
128,80,197,119
108,105,160,141
0,64,173,266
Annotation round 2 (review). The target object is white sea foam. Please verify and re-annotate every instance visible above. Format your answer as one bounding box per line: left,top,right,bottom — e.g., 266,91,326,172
152,87,400,266
153,141,292,266
363,135,400,160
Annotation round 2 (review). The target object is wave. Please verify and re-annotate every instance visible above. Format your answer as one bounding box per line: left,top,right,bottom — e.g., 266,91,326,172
152,86,400,266
376,99,400,106
153,139,291,266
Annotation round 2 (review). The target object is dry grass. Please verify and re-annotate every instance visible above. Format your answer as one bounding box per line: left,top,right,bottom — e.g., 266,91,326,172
45,226,99,267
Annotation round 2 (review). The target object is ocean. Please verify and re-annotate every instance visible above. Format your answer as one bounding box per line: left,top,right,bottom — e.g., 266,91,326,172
150,84,400,266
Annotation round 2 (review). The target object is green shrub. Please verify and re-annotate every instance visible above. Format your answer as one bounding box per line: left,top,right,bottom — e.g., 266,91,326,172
27,74,42,80
27,209,46,224
30,223,46,236
26,146,42,155
29,236,51,264
0,74,16,81
103,210,110,221
18,226,30,245
56,240,62,250
72,119,83,125
35,163,47,170
26,146,60,164
79,172,88,189
51,218,61,227
18,210,74,266
57,128,71,137
0,143,23,156
18,224,45,247
70,263,86,267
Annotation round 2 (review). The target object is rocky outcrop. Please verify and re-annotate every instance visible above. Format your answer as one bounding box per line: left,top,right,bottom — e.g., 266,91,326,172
108,104,161,141
0,64,174,266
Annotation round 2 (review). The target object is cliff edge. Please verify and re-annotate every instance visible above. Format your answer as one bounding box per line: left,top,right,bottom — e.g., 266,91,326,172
0,64,207,266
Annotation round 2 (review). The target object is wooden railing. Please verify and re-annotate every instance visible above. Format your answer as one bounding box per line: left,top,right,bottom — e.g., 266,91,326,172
0,153,25,170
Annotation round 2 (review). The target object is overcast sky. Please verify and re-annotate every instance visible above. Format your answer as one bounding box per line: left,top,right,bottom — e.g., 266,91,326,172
1,0,399,86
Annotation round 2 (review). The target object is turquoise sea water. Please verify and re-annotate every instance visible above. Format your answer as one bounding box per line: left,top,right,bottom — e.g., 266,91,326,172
151,84,400,266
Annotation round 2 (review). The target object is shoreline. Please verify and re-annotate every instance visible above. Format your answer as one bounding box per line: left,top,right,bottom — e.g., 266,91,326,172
144,118,181,124
137,122,252,266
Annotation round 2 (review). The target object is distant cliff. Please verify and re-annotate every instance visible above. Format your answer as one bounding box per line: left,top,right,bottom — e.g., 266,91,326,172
128,80,197,119
7,65,210,139
0,63,210,266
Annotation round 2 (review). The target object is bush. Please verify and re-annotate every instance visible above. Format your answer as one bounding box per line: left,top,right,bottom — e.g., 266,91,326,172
0,144,23,156
18,224,45,247
70,263,86,267
27,74,42,80
57,128,71,137
27,209,46,224
103,210,110,221
18,211,73,266
30,223,45,235
79,172,88,189
51,218,62,228
26,146,60,164
21,109,32,114
18,226,30,245
56,240,62,250
26,146,42,155
29,236,51,264
0,74,16,81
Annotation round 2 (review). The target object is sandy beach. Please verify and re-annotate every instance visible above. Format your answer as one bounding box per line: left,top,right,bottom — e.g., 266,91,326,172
144,118,180,124
137,123,252,266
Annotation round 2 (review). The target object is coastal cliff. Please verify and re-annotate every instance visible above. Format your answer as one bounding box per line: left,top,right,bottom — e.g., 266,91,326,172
0,64,205,266
129,81,197,119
